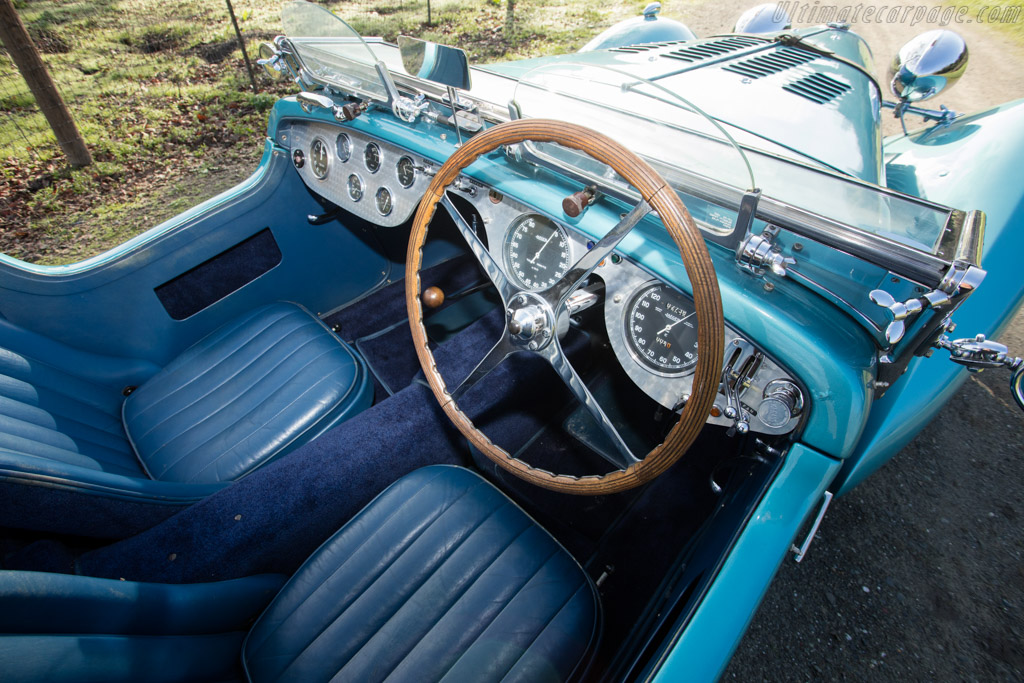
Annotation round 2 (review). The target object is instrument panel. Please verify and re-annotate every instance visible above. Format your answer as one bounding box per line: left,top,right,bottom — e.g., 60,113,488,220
456,180,805,436
289,124,805,435
285,120,434,228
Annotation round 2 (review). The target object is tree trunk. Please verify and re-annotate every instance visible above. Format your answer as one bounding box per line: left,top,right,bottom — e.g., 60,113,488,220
0,0,92,167
505,0,515,38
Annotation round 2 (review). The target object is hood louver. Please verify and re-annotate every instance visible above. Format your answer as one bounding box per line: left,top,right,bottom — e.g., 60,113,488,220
610,40,690,53
722,46,816,78
662,36,767,63
783,73,852,104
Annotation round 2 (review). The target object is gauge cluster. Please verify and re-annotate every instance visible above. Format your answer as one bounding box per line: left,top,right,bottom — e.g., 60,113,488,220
451,183,804,436
285,118,804,436
285,120,430,228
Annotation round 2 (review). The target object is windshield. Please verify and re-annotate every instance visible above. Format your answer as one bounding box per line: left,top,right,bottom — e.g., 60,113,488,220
513,63,952,254
281,1,388,102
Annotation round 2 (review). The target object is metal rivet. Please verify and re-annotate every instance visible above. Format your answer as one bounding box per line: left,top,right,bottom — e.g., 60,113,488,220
792,242,803,252
234,514,242,521
168,553,177,561
528,341,538,350
613,294,622,303
763,282,775,292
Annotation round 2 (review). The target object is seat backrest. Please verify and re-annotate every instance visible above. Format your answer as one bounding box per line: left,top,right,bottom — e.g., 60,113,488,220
0,569,285,683
0,318,153,478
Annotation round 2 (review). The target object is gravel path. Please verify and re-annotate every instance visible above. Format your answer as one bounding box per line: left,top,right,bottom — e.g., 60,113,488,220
662,1,1024,679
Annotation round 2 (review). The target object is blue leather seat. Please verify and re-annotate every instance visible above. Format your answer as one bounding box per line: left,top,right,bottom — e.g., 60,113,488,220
0,466,600,683
0,302,372,511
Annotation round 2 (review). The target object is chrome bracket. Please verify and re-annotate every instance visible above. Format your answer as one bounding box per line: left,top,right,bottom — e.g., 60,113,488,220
791,491,833,563
736,224,795,277
936,333,1024,411
870,263,985,346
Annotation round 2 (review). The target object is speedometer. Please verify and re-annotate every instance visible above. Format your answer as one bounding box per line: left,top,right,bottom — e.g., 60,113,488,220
626,283,699,375
503,214,571,291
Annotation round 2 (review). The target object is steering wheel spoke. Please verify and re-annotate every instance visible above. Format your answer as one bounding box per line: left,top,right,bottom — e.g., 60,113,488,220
440,193,516,303
542,199,652,309
450,334,517,402
538,343,641,470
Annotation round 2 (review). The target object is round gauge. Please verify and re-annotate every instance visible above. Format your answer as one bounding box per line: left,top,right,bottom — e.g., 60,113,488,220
347,173,363,202
335,133,352,162
309,137,329,179
375,187,393,216
625,283,699,375
396,156,415,188
364,142,381,173
503,214,571,291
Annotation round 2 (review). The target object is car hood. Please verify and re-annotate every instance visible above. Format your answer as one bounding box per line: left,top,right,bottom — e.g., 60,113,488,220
481,26,883,184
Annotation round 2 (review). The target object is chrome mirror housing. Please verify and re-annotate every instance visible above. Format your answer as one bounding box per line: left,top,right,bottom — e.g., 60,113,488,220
888,30,968,103
734,3,792,34
257,42,286,80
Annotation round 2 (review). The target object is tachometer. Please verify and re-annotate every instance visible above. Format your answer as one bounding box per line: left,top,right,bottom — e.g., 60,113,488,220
626,283,699,375
503,214,570,291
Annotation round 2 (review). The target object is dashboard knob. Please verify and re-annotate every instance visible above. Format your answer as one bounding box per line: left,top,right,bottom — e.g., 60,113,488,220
422,286,445,309
562,185,597,218
759,380,803,428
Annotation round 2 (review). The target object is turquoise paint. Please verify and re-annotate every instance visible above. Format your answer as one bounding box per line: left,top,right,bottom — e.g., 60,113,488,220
651,443,842,682
482,27,882,182
836,99,1024,494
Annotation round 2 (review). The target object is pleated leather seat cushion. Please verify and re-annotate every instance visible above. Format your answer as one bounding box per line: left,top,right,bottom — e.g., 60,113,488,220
243,465,600,683
124,303,368,484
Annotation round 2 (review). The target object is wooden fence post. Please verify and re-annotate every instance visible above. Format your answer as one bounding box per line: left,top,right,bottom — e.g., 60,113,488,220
0,0,92,167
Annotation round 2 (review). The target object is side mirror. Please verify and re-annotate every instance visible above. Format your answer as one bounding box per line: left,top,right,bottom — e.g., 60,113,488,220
734,3,792,34
888,30,968,103
398,36,471,91
257,42,286,80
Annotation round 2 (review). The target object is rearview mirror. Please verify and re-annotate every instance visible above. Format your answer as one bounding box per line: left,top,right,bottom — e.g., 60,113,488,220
398,36,471,90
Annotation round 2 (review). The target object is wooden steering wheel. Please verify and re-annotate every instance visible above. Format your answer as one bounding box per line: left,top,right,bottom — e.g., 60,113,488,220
406,119,724,495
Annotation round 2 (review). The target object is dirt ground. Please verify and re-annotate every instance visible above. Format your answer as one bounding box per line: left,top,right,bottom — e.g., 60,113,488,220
666,1,1024,680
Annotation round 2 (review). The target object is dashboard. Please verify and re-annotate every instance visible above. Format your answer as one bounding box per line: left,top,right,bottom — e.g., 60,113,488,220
285,119,806,436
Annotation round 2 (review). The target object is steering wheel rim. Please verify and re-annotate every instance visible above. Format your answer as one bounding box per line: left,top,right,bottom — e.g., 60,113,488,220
406,119,724,495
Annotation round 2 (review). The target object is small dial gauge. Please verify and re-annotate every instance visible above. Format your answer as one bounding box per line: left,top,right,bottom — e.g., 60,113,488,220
310,137,329,179
626,283,699,375
375,187,393,216
364,142,381,173
503,214,571,291
347,173,363,202
335,133,352,162
396,156,415,188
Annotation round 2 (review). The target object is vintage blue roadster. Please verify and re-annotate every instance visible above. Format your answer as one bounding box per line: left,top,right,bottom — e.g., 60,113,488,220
1,1,1022,681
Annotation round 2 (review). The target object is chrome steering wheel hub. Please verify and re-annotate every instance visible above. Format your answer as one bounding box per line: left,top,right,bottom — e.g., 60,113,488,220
506,292,555,351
